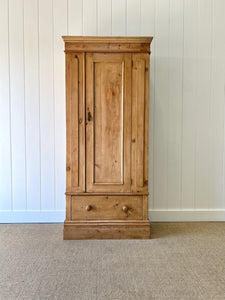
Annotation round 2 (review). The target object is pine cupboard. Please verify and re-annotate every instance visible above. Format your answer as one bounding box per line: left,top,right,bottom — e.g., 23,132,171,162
63,36,153,239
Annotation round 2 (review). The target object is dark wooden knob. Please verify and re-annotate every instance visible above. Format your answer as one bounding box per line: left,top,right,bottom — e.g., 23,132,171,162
122,205,128,213
86,205,92,211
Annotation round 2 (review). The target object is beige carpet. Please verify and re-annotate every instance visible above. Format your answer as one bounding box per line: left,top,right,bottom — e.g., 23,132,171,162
0,223,224,300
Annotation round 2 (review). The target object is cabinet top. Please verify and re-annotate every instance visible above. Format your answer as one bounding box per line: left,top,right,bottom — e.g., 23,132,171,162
62,36,153,53
62,36,153,43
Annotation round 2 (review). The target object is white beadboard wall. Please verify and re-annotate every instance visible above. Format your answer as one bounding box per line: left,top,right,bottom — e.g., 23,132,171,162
0,0,225,223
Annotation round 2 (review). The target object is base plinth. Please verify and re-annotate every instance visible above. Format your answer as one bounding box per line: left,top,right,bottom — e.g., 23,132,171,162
63,220,151,239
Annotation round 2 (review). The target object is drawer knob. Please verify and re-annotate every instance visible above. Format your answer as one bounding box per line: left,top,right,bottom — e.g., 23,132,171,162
86,205,92,211
122,205,129,213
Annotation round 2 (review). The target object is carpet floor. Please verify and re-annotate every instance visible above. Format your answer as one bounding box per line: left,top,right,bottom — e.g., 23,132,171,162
0,222,224,300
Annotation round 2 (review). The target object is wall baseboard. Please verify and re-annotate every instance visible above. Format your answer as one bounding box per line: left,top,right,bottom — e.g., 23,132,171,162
149,209,225,222
0,211,65,223
0,210,225,223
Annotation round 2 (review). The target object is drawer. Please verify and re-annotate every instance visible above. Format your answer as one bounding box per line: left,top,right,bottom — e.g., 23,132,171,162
71,196,143,220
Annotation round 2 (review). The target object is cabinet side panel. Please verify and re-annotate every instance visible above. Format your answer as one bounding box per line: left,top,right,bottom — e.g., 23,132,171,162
143,195,149,220
66,53,85,192
71,56,79,187
66,54,71,190
144,55,150,188
132,53,149,193
65,195,71,221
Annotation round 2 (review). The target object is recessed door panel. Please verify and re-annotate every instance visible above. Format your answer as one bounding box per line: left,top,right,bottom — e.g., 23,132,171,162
86,53,131,192
94,61,123,184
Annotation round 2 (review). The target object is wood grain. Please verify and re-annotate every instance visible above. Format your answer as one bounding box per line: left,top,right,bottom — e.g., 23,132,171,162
64,43,150,53
65,192,149,196
66,53,85,192
94,60,123,184
70,55,79,187
64,220,151,239
62,36,153,43
65,195,71,221
71,195,143,220
141,0,155,211
143,195,149,220
63,37,152,54
131,53,149,193
86,52,132,193
63,36,152,238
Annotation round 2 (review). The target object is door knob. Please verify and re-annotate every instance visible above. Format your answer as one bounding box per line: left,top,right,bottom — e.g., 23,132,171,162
86,205,92,211
122,205,129,213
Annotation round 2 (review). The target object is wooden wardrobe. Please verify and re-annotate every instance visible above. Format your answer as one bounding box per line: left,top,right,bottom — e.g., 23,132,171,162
63,36,153,239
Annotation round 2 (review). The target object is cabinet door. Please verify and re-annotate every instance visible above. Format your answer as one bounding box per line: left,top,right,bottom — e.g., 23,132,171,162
86,53,131,192
131,53,149,193
66,53,85,192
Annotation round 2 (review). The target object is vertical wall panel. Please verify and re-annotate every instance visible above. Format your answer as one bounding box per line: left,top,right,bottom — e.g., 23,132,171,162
167,0,183,209
68,0,82,35
181,0,198,209
112,0,126,36
140,0,154,36
0,0,12,210
97,0,112,36
9,0,26,210
83,0,97,35
53,0,67,210
1,0,225,222
127,0,141,35
209,0,225,209
154,0,170,209
39,0,54,210
140,0,155,209
220,1,225,210
24,0,41,210
195,0,211,209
